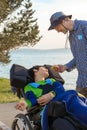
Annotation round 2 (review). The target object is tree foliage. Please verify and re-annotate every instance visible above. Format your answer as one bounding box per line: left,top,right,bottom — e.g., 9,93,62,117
0,0,42,63
0,0,23,22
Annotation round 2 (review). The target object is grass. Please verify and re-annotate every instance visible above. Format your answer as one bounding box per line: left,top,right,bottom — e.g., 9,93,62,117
0,78,19,103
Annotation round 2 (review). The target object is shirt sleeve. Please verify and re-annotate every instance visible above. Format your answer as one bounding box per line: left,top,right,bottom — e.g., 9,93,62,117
53,81,65,95
25,91,37,107
65,58,76,72
24,84,38,107
81,22,87,40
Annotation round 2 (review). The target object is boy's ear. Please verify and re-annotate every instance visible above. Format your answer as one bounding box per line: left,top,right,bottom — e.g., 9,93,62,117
33,69,38,72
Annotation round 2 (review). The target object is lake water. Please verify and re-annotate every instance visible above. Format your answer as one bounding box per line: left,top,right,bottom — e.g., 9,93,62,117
0,48,77,90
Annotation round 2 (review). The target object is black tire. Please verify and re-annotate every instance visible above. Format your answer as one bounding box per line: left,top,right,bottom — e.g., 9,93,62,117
11,113,34,130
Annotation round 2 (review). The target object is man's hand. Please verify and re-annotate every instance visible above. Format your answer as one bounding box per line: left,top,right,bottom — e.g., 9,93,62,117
15,100,28,111
51,65,67,73
37,92,55,106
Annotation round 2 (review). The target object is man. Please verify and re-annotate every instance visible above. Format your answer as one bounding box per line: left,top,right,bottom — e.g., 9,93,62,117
48,11,87,97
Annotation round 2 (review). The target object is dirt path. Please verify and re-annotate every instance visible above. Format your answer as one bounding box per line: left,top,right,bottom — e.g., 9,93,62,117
0,102,26,129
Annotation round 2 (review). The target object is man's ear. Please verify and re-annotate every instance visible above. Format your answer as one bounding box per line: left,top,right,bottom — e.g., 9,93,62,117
62,18,69,25
65,17,69,21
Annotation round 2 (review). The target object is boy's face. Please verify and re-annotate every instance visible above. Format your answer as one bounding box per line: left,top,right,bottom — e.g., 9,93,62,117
38,66,49,78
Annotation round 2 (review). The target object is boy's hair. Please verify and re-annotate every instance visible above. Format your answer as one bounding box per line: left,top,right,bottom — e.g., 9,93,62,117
28,65,43,81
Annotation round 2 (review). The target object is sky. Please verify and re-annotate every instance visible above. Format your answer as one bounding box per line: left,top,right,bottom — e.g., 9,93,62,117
29,0,87,49
0,0,87,49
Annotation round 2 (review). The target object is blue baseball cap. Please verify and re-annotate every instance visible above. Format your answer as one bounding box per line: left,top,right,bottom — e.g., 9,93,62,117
48,12,72,30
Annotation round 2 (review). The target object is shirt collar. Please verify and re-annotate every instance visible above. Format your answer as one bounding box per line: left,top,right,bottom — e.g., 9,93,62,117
72,19,80,31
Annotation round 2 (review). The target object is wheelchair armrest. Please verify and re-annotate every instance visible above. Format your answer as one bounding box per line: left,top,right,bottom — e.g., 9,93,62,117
27,104,43,115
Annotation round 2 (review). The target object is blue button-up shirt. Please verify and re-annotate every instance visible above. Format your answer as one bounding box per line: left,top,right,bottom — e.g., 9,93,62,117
66,20,87,88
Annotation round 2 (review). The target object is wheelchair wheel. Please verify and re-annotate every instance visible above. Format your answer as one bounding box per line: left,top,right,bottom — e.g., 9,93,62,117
11,113,34,130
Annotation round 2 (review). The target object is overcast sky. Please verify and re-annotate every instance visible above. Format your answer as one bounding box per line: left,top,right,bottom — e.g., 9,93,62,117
30,0,87,49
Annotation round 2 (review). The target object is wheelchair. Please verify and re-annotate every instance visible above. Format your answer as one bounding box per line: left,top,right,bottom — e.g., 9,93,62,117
10,64,87,130
11,88,87,130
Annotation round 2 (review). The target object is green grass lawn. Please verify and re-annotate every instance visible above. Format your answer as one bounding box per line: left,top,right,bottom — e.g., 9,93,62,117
0,78,19,103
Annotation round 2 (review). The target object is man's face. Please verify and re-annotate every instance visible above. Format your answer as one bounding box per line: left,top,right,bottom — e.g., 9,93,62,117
54,24,68,34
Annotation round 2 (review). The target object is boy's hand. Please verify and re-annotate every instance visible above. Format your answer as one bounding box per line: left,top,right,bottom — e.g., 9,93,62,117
15,101,28,111
37,92,55,106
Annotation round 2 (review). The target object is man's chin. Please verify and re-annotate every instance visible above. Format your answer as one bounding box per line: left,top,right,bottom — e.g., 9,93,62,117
63,30,68,34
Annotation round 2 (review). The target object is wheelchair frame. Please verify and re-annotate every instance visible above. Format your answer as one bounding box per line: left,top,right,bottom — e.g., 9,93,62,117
11,88,42,130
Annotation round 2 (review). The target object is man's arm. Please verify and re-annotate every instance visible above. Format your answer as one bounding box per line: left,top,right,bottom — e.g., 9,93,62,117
52,58,76,72
65,58,76,72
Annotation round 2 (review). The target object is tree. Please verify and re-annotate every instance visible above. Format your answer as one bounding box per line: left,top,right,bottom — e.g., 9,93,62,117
0,0,42,63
